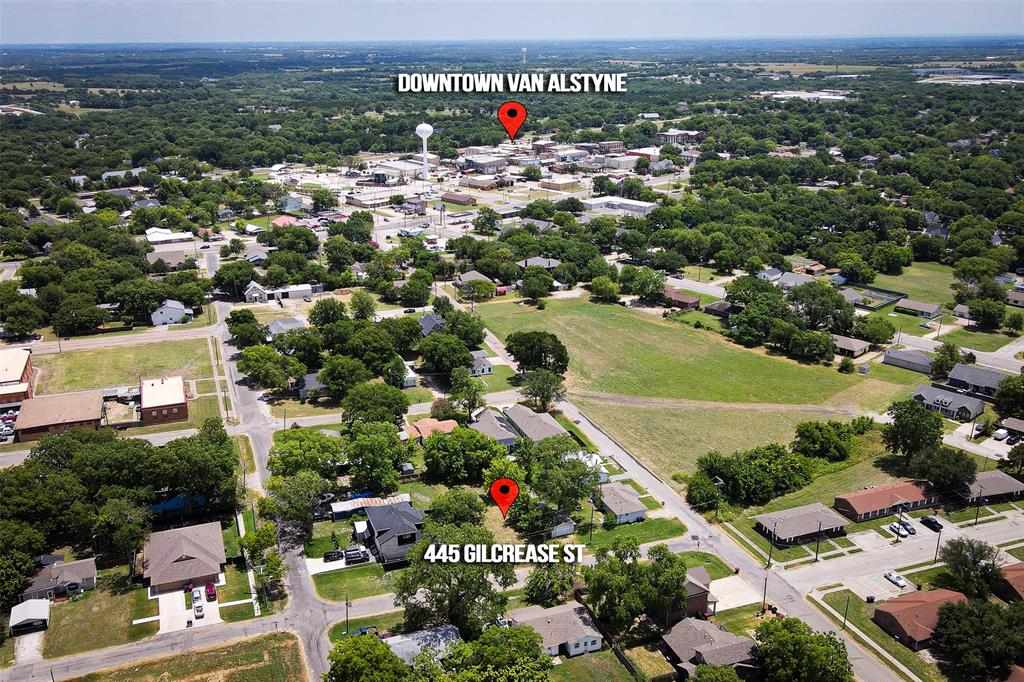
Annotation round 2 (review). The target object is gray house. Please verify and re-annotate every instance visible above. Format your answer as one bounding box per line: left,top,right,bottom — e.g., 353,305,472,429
503,404,568,443
19,558,97,603
947,363,1010,397
470,350,493,377
913,385,985,422
385,625,462,666
365,502,424,565
599,482,646,524
266,317,306,341
467,409,518,447
150,299,191,326
419,313,447,337
883,348,933,374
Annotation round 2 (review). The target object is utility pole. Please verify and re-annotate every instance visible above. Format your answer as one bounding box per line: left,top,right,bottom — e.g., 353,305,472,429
841,593,851,630
813,520,823,561
761,570,769,613
766,519,779,568
934,529,942,563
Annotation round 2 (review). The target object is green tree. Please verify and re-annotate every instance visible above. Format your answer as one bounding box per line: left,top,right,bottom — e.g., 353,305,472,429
589,275,620,303
261,470,330,537
51,294,109,337
755,617,853,682
505,331,569,374
852,315,895,346
92,498,151,573
449,366,484,414
882,399,943,462
791,421,851,462
325,634,410,682
521,266,553,301
908,447,976,494
483,456,527,492
692,665,743,682
213,260,257,298
318,355,373,399
419,333,473,376
341,382,409,425
310,188,338,212
626,266,667,302
429,487,486,525
520,369,565,412
268,429,344,478
967,298,1006,330
347,326,396,374
309,298,348,327
939,537,1003,598
471,207,500,235
1,299,45,337
461,279,497,303
0,552,34,609
382,354,409,389
584,538,646,632
522,165,542,181
634,156,651,175
347,421,405,495
524,560,578,607
685,472,723,511
932,600,1024,682
393,523,516,639
441,623,552,678
229,322,268,349
238,345,306,390
423,427,507,484
994,375,1024,420
350,290,377,320
532,452,599,513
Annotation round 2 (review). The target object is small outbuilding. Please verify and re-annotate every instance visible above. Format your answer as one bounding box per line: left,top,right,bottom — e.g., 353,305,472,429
9,599,50,636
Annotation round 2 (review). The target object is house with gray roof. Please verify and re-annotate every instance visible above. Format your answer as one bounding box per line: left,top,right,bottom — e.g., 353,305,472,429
142,521,226,593
266,317,305,340
831,334,870,358
753,503,850,545
365,501,424,565
151,299,191,326
661,618,758,678
419,313,447,337
963,470,1024,504
19,558,97,603
757,267,782,282
385,625,462,665
467,409,518,447
510,602,602,658
453,270,494,289
503,404,568,443
516,256,561,270
778,272,816,290
838,288,863,306
913,385,985,422
470,350,493,377
947,363,1010,396
895,298,942,319
883,348,933,374
599,482,646,524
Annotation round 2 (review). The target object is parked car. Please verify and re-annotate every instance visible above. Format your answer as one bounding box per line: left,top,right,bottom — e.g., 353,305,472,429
994,429,1009,441
1008,434,1022,446
898,519,917,535
495,615,509,628
888,522,908,538
403,308,417,314
344,546,369,564
194,603,204,618
353,626,378,636
920,516,943,532
303,296,312,302
191,587,203,604
318,492,337,506
323,550,345,562
918,322,932,329
206,583,217,601
884,571,907,588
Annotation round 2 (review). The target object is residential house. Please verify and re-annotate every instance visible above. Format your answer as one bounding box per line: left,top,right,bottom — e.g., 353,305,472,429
516,256,562,270
520,218,556,232
661,618,758,678
831,335,870,358
566,451,609,483
662,289,700,311
470,350,493,377
266,317,306,340
365,501,425,565
146,251,194,271
548,511,577,539
14,390,104,442
704,300,734,319
150,299,192,326
947,363,1010,397
0,347,33,405
19,558,97,602
1003,417,1024,437
778,272,816,290
883,348,933,374
142,521,227,593
330,493,411,520
1009,290,1024,308
510,602,602,658
467,408,518,447
503,403,569,443
385,626,462,666
804,262,827,276
962,470,1024,505
637,113,660,120
401,361,417,389
757,268,782,283
453,270,494,290
133,198,161,210
753,503,850,545
913,382,983,419
351,262,369,281
418,313,447,337
9,599,49,636
140,376,189,426
834,481,939,522
656,566,720,626
404,418,458,444
838,288,863,306
271,215,298,228
243,281,313,303
872,589,967,650
953,304,971,320
297,373,325,400
145,227,194,246
599,482,646,524
997,562,1024,602
894,299,942,319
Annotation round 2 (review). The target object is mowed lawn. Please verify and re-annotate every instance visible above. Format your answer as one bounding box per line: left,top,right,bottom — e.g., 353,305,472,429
938,326,1018,352
549,649,634,682
477,297,860,404
873,262,955,306
67,632,305,682
313,564,394,601
34,339,213,393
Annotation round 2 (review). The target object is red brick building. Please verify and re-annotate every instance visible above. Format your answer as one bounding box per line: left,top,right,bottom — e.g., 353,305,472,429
0,348,33,405
140,376,189,425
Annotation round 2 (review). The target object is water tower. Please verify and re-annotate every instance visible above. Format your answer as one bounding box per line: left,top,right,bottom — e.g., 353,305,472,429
521,47,527,66
415,122,433,181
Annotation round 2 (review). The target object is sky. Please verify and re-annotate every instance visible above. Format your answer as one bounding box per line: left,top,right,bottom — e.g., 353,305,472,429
1,0,1022,45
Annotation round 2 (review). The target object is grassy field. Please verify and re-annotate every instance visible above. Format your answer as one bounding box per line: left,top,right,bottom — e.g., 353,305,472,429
625,641,676,679
938,326,1017,352
328,610,405,641
577,517,687,551
305,518,355,559
680,551,735,580
868,306,956,338
1008,546,1024,561
122,395,221,436
68,632,305,682
549,649,634,682
34,339,213,393
873,262,955,306
712,603,768,637
480,364,516,393
552,411,598,452
477,297,863,404
819,589,945,682
236,435,256,474
0,615,14,667
42,567,158,659
313,564,394,601
223,508,256,558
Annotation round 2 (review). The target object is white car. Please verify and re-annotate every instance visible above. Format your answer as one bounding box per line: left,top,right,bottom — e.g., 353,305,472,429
993,428,1009,441
888,521,908,538
884,571,907,588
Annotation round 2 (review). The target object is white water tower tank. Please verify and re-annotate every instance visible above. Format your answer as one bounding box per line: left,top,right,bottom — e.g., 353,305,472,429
415,123,433,181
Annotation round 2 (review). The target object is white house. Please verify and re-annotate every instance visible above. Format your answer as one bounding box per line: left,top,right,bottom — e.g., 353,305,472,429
549,512,576,539
757,268,782,282
510,602,603,657
402,361,418,389
150,299,192,326
9,599,49,635
244,281,313,303
567,451,609,483
145,227,193,245
599,482,646,524
470,350,493,377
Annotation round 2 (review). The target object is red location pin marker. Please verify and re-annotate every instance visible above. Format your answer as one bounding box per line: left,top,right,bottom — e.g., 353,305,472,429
497,101,527,142
489,478,520,518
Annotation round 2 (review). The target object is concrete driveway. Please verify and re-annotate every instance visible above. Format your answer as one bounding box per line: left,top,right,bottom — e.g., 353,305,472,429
710,575,761,611
155,583,225,634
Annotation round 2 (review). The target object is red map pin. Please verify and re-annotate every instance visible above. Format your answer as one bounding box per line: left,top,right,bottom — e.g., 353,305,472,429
489,478,520,518
497,101,527,142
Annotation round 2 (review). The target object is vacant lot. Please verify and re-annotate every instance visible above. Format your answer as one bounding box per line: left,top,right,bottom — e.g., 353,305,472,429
549,649,634,682
328,610,405,641
313,564,395,601
873,262,956,306
34,339,213,393
478,297,860,404
938,326,1017,352
68,632,305,682
42,567,157,659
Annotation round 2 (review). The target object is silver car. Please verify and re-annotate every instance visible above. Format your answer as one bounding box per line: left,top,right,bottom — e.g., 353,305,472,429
884,571,907,588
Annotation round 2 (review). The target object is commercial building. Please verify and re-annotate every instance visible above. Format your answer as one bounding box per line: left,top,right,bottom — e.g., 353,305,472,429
14,390,104,442
655,129,705,145
834,481,939,522
0,347,33,405
140,376,189,426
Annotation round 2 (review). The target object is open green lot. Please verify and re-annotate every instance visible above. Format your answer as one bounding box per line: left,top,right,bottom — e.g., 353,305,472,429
873,262,955,306
712,603,767,637
68,632,305,682
1008,546,1024,561
313,564,395,601
625,641,676,679
549,649,634,682
818,589,944,682
329,610,405,641
305,518,355,559
938,326,1017,352
680,551,735,580
576,516,687,551
0,615,14,667
34,338,213,394
480,364,516,393
478,297,862,404
42,566,158,659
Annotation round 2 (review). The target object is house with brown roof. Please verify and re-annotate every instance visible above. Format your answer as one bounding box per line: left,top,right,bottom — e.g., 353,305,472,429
831,334,870,358
997,562,1024,603
654,566,719,626
662,288,700,311
14,390,104,442
19,558,97,602
661,618,758,678
871,589,966,650
510,602,603,657
703,300,734,319
834,481,939,522
142,521,226,593
403,418,458,443
962,470,1024,504
754,503,850,545
894,298,942,319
